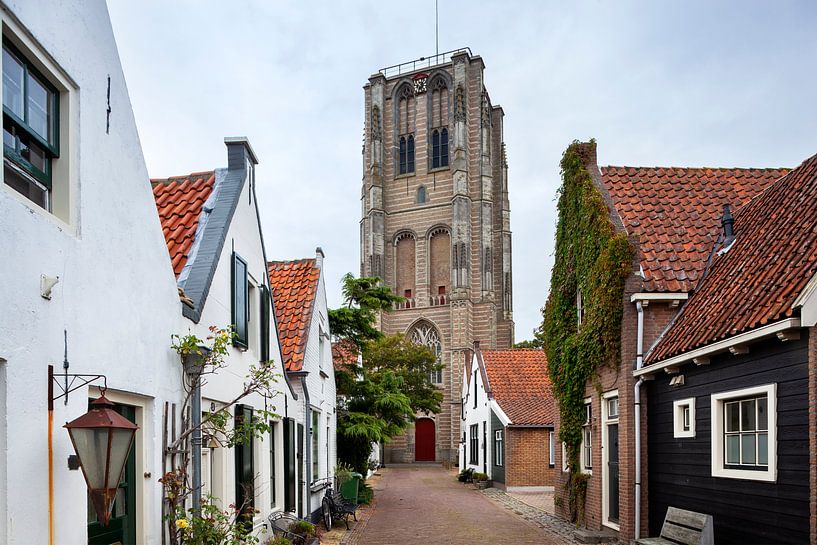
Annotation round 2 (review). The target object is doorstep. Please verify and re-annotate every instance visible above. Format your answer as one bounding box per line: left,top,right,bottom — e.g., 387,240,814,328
574,528,618,544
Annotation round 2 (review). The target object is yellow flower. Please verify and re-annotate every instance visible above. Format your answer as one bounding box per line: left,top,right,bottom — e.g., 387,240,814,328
175,519,189,529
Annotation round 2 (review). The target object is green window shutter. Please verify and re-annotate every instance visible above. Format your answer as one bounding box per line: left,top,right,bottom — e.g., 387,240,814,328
283,417,296,512
231,253,248,347
260,285,270,362
269,422,276,508
234,405,254,517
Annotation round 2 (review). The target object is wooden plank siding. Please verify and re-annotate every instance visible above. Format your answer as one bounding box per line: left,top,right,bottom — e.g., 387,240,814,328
646,333,809,544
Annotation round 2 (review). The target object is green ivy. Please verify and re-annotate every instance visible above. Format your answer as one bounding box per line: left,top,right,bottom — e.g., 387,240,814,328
541,140,633,523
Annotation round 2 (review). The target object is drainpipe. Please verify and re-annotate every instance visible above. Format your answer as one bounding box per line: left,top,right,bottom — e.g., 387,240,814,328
634,301,645,540
187,345,210,514
302,376,311,520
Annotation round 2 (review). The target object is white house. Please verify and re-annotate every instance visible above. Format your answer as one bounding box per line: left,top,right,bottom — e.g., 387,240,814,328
0,2,185,544
268,252,338,522
459,343,557,491
152,138,299,530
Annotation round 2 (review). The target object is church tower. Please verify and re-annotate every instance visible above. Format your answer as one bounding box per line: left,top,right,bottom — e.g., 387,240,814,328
360,49,514,464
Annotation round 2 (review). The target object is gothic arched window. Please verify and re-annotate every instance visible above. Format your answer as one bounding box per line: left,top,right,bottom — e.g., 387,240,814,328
407,135,415,173
431,128,449,169
409,321,443,384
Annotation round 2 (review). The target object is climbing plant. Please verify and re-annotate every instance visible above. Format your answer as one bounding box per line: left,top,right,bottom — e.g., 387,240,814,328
541,140,633,523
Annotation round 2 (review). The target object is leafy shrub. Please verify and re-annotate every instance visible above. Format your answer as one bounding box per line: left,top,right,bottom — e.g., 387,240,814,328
457,468,474,482
358,482,374,505
472,472,489,482
288,520,316,538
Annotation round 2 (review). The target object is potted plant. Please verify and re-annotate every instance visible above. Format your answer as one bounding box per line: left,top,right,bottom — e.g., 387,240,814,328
457,468,474,483
472,472,490,490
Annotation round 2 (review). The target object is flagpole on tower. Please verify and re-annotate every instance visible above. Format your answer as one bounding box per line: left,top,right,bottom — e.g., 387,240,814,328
435,0,439,56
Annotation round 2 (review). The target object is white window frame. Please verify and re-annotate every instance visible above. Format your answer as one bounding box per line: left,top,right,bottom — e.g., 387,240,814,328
561,442,569,473
548,430,555,468
711,384,776,482
673,397,696,438
581,397,592,474
2,17,79,228
602,390,619,531
494,429,503,467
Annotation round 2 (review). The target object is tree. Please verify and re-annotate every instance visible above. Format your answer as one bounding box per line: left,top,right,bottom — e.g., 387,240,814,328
329,274,442,474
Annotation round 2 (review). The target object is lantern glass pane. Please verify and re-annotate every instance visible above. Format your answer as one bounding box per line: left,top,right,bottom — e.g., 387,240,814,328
70,427,109,489
108,428,135,488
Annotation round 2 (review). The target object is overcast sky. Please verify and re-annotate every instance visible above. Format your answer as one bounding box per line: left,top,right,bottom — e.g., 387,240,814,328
107,0,817,342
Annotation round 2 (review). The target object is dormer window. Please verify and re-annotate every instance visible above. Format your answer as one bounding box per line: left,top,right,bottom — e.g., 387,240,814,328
3,41,59,210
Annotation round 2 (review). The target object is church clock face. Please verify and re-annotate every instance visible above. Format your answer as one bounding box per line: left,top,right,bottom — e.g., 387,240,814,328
413,76,428,94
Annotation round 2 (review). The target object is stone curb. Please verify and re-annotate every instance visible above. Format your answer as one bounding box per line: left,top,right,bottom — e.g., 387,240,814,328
481,488,582,544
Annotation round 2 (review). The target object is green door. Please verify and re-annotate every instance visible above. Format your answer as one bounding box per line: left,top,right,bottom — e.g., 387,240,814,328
88,403,136,545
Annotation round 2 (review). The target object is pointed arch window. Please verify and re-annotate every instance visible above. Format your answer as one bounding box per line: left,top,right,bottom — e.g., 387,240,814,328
407,135,415,173
431,128,449,169
409,321,443,384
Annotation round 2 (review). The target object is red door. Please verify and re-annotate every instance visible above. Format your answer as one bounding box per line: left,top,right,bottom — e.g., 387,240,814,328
415,418,436,461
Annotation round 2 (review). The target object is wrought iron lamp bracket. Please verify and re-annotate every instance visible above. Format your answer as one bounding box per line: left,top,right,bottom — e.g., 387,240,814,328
48,364,108,409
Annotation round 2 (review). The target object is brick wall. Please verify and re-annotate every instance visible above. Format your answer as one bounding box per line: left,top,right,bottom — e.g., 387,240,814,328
505,428,558,487
365,52,514,464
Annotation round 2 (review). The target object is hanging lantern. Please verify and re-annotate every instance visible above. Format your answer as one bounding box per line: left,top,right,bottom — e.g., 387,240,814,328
64,394,137,526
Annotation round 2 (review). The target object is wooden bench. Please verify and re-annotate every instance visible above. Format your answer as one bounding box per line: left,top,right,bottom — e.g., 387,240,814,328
635,506,713,545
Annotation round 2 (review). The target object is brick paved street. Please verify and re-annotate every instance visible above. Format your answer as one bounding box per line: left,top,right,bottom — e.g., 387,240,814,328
346,465,573,545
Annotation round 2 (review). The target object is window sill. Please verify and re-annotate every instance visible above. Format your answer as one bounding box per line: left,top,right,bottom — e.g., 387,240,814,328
711,467,775,482
310,480,331,493
428,166,450,174
394,172,416,180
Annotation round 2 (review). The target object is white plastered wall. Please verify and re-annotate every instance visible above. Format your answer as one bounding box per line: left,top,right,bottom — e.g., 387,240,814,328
0,2,185,544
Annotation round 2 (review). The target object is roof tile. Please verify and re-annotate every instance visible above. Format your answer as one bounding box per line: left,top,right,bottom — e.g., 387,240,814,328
602,166,788,292
268,259,321,372
647,154,817,362
481,349,555,426
151,172,216,277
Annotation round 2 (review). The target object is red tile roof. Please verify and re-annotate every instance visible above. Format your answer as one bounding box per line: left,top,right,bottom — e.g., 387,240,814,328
332,339,359,371
647,153,817,363
481,349,555,426
151,172,216,277
601,166,788,292
268,259,321,372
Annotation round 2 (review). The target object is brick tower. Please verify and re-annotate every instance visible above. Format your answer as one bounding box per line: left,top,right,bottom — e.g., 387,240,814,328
360,49,514,464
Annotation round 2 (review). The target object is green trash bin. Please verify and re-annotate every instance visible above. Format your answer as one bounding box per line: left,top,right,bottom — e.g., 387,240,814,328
340,472,363,504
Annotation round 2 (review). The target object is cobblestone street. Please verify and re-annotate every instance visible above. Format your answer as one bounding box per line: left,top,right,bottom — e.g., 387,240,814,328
342,465,577,545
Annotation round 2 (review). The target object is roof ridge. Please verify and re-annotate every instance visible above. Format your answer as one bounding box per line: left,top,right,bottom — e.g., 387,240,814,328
602,165,789,172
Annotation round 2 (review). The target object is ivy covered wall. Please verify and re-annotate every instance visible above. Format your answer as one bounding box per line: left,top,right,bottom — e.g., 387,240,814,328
541,140,633,520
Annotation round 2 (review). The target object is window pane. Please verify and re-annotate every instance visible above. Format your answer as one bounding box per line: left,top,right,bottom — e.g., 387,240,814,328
741,399,756,431
2,48,24,117
758,433,768,465
726,402,740,432
4,124,14,149
26,138,47,172
27,73,52,142
682,406,690,431
741,434,756,464
726,435,740,464
4,164,47,208
757,397,768,431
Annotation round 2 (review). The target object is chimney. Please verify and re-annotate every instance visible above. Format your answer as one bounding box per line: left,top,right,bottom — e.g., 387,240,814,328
224,136,258,171
315,247,325,269
573,140,597,169
722,204,735,245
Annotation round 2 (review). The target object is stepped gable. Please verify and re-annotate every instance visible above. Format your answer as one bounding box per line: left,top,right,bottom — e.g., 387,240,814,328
647,154,817,362
601,166,788,292
481,349,555,426
151,172,216,277
268,259,321,372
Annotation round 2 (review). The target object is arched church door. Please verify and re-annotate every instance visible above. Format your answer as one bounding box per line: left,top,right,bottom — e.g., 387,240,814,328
415,418,436,461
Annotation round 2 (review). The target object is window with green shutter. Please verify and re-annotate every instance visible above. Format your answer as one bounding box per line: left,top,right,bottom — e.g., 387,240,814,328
231,253,248,348
234,405,254,521
260,285,270,362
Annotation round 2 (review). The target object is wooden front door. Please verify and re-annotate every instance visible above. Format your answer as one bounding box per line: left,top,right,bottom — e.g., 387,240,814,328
415,418,435,461
88,403,136,545
607,422,620,523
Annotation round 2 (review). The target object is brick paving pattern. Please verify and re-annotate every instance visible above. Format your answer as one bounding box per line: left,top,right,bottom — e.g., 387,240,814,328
344,465,574,545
